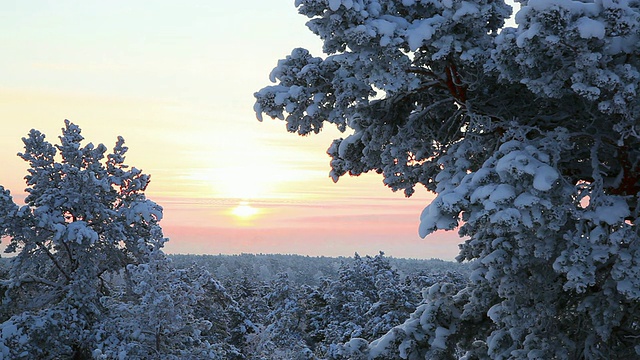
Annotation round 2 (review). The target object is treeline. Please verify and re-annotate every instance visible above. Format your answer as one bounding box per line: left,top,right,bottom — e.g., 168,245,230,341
170,253,466,286
0,250,469,359
168,252,469,359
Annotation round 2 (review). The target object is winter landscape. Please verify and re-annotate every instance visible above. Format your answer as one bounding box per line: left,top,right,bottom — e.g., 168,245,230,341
2,0,640,358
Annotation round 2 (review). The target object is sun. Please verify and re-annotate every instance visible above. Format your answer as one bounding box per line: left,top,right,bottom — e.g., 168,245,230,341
231,202,259,218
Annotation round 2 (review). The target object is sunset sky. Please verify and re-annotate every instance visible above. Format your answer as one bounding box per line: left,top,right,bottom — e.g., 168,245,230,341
0,1,465,260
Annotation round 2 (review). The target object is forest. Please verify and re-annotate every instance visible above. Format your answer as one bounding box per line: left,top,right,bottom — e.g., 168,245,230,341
171,253,469,359
0,252,468,359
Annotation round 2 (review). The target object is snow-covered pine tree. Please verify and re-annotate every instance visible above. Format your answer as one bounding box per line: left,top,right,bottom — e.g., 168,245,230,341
0,121,219,358
94,250,222,359
362,253,414,341
306,252,414,358
247,272,313,359
255,0,640,358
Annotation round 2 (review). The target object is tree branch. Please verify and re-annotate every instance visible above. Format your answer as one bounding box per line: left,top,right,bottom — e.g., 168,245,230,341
35,240,72,282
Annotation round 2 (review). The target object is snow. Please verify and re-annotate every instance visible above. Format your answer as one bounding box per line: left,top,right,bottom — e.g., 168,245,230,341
368,333,395,358
617,279,639,298
337,132,362,158
370,19,399,46
329,0,342,11
513,192,538,208
406,17,441,51
572,82,602,100
432,326,451,349
576,17,605,39
494,144,559,191
66,221,99,244
306,103,319,116
470,184,497,203
532,164,559,191
489,208,521,226
440,191,466,211
606,35,639,55
488,184,516,203
371,19,397,37
126,201,163,224
453,2,479,21
1,322,18,340
487,303,502,322
593,198,630,225
516,22,541,47
524,0,600,16
418,197,460,237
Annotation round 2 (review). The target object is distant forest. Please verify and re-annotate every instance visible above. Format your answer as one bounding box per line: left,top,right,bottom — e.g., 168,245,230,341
0,251,469,358
169,252,468,286
167,252,470,358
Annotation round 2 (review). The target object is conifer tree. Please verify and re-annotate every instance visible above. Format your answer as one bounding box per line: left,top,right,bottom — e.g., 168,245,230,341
0,121,220,358
256,0,640,357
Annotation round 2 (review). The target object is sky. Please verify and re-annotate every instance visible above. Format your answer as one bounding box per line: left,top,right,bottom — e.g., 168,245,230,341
0,1,469,260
